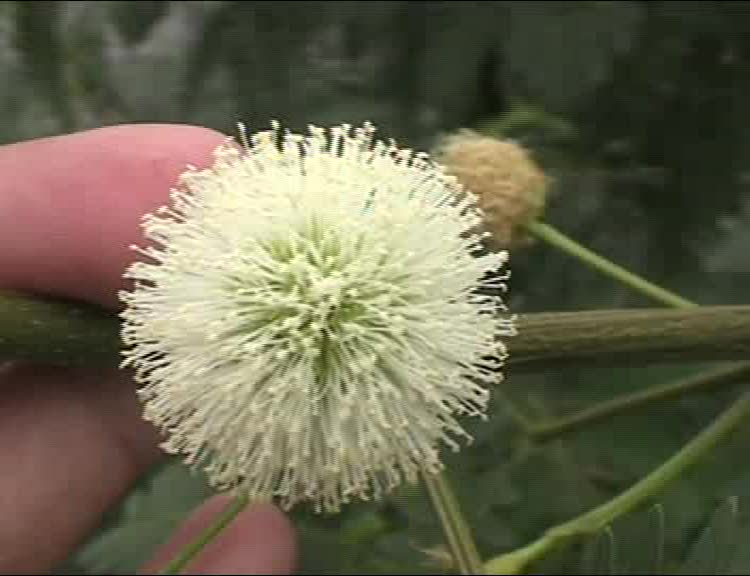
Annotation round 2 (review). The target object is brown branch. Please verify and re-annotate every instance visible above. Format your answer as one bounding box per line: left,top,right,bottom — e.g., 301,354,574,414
2,290,750,372
509,306,750,371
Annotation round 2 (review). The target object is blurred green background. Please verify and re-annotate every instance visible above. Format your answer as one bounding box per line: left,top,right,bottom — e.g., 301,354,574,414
3,1,750,573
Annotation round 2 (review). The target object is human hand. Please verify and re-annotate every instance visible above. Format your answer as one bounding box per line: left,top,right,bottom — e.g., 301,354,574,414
0,125,297,574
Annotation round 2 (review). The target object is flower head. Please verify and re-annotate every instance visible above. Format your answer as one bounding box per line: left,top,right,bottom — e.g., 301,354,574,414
120,122,514,513
434,130,549,247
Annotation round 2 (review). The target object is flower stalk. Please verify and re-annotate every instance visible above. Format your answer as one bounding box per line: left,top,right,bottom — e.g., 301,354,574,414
423,471,484,574
524,220,696,309
160,496,249,575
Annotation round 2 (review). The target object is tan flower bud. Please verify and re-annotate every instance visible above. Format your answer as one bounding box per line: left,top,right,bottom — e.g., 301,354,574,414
435,130,549,247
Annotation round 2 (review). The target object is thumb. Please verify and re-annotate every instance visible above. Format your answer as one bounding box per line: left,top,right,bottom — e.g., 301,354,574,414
141,495,296,575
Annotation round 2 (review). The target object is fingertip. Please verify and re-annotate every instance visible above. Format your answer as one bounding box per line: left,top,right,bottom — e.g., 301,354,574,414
0,364,162,573
142,495,297,575
0,123,227,309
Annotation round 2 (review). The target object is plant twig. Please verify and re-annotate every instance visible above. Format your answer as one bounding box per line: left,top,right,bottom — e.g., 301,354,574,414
160,496,249,575
423,471,485,575
527,364,750,441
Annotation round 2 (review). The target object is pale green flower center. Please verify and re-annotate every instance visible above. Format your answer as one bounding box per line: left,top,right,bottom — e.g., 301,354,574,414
227,218,413,378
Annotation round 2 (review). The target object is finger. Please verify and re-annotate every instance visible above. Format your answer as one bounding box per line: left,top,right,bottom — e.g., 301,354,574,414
0,363,160,573
0,124,226,310
0,125,270,573
0,125,222,571
141,496,297,575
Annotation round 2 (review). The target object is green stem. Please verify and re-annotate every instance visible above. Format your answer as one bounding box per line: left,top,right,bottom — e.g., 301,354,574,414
423,471,485,575
0,290,119,367
484,389,750,575
5,289,750,372
525,220,697,309
528,364,750,441
160,496,249,575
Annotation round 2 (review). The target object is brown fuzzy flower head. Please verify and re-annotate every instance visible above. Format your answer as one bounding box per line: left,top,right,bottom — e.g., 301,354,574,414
435,130,549,247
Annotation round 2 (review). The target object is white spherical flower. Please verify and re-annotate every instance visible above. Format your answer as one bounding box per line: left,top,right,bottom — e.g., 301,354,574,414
120,122,514,513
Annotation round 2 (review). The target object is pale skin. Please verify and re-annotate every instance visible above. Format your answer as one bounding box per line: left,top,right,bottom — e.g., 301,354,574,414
0,124,297,574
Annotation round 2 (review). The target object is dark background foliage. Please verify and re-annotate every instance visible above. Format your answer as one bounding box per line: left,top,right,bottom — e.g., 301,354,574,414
2,1,750,573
